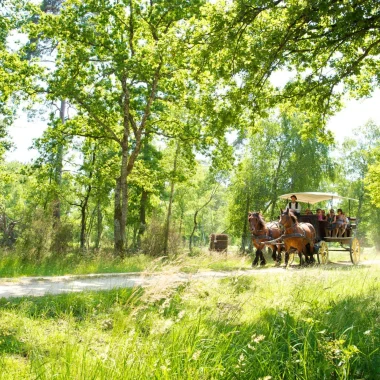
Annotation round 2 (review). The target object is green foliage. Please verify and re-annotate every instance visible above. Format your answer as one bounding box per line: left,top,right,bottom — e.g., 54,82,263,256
1,0,380,253
365,145,380,211
227,112,335,249
335,121,380,246
201,0,380,138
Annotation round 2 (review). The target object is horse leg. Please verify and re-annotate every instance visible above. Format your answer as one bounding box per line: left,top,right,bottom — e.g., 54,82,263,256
304,243,314,265
252,250,260,266
297,247,304,266
299,251,304,266
309,244,315,264
278,247,284,265
271,246,277,262
274,245,282,265
284,251,289,267
304,244,309,264
260,250,266,266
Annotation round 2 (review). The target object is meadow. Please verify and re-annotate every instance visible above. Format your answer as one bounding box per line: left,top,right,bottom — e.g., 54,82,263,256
0,248,379,379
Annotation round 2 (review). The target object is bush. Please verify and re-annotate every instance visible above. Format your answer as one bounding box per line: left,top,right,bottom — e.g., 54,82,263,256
50,222,74,255
140,219,183,257
16,208,74,260
140,219,166,256
16,209,52,261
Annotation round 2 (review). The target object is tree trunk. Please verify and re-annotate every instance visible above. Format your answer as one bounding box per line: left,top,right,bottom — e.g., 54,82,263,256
137,189,148,249
114,146,129,256
189,210,199,253
269,147,285,219
163,142,180,255
240,192,250,253
53,99,65,227
95,202,103,249
178,207,184,243
79,187,91,250
189,185,218,253
80,203,86,250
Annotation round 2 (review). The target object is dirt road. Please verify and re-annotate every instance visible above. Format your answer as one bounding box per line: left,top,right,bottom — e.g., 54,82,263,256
0,260,378,299
0,268,284,299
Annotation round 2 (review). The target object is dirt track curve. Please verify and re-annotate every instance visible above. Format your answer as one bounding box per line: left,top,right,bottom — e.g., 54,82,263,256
0,260,379,299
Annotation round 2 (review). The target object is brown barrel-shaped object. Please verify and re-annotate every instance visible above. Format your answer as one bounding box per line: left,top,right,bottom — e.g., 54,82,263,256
209,234,228,251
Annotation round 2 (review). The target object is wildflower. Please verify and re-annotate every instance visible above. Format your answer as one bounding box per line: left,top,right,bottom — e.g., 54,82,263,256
101,319,113,330
176,310,185,321
302,317,314,324
247,343,256,351
364,330,371,335
192,350,201,361
236,353,246,369
253,334,265,343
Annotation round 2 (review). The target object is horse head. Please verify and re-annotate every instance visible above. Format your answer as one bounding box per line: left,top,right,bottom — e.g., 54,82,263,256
279,208,298,228
248,211,265,232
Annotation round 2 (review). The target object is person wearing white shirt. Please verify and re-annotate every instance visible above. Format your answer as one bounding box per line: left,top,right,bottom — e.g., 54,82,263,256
286,194,301,217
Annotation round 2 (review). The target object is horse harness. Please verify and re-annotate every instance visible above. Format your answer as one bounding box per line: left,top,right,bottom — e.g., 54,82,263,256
251,223,280,244
259,222,314,245
282,223,314,244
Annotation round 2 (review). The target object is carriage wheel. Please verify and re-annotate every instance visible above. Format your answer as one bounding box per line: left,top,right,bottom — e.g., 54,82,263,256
350,237,360,265
317,241,329,265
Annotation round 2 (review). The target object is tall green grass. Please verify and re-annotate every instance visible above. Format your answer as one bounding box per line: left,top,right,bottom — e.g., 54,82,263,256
1,246,377,278
0,264,379,379
0,251,153,277
0,248,253,278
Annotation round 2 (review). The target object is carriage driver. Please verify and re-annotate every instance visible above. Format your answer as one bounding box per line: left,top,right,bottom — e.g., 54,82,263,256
286,194,301,217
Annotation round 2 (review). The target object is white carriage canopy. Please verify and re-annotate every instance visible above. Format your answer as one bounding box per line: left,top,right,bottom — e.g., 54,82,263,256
279,192,358,205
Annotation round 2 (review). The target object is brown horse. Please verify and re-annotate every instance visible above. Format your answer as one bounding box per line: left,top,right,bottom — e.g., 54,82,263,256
248,212,284,266
279,209,316,266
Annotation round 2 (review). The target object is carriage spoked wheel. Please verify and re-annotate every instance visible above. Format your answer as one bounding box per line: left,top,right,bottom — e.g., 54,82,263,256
317,241,329,265
350,237,360,265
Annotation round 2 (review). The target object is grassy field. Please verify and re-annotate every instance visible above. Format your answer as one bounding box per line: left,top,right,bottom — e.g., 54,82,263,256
0,247,258,278
0,249,379,379
1,245,378,278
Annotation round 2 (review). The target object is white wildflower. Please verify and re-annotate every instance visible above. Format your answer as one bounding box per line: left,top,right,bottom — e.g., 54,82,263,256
192,350,201,361
253,334,265,343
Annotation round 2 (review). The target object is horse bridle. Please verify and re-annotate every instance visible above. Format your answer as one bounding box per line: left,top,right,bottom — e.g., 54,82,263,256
249,214,274,241
280,213,314,241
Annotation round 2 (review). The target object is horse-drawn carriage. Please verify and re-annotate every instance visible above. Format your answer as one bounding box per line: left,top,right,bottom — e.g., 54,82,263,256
249,192,361,267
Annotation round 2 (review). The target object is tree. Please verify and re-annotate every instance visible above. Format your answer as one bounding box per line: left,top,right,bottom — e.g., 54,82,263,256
26,0,209,255
196,0,380,140
336,121,380,245
0,0,41,161
227,111,334,251
366,148,380,207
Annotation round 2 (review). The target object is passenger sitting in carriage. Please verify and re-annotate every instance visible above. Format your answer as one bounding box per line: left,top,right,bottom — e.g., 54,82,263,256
326,209,336,237
334,208,347,237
